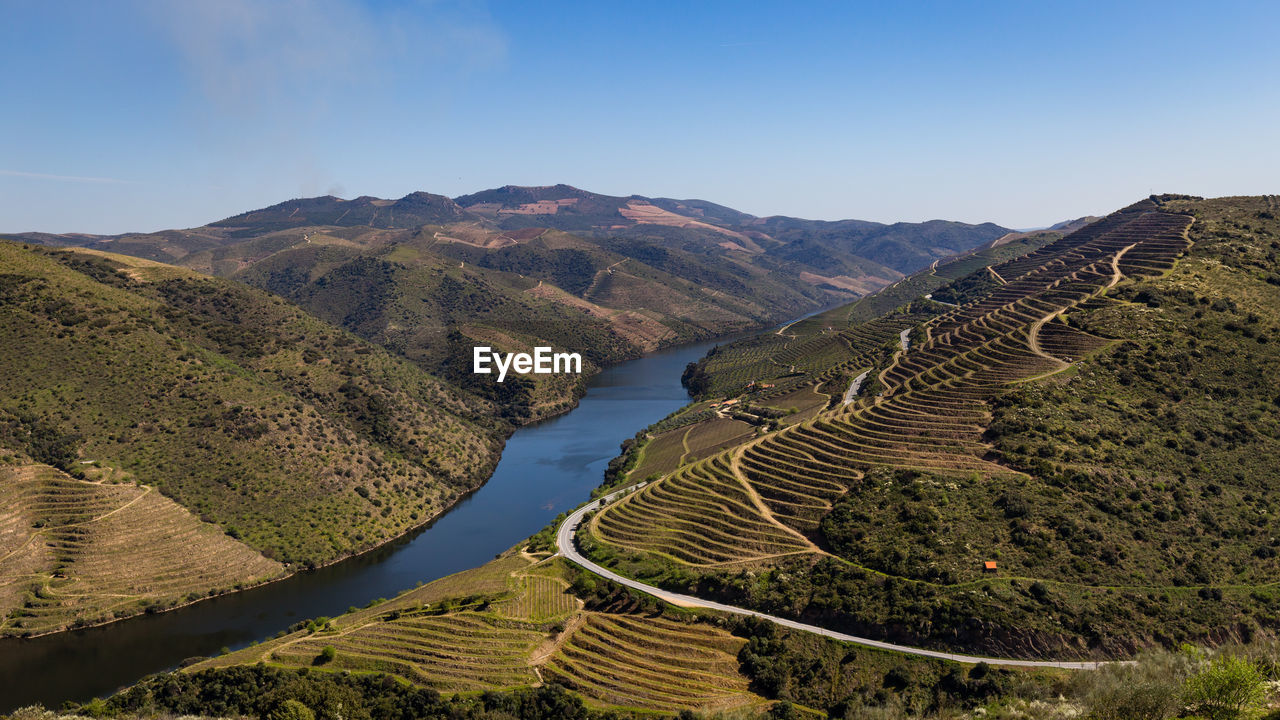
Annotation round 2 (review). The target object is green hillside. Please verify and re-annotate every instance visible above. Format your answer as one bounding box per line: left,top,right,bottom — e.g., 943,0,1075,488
0,242,504,633
226,227,822,420
582,195,1280,660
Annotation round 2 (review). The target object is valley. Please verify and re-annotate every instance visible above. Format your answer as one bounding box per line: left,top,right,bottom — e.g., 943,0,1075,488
12,185,1009,422
6,194,1280,719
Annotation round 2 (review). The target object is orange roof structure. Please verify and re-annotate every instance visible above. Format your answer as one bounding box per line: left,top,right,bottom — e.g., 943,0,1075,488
983,561,997,571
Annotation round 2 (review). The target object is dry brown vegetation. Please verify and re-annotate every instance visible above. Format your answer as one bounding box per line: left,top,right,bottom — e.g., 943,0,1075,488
0,461,283,635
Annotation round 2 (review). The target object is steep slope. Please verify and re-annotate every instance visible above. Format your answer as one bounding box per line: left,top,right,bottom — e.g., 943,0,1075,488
581,195,1280,660
8,187,1010,420
0,461,283,636
0,241,504,633
225,229,819,421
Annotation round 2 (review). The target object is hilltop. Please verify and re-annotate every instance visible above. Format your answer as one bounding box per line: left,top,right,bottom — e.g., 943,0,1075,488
9,185,1010,419
0,241,504,635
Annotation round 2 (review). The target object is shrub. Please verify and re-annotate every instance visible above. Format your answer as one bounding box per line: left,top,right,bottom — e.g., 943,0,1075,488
1077,650,1189,720
1182,654,1265,720
269,699,316,720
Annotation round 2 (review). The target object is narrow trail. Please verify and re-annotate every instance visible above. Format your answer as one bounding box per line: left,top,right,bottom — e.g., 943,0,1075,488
727,447,826,555
0,482,154,564
676,426,694,465
63,485,154,529
582,261,623,297
1026,311,1070,371
987,266,1007,285
1107,243,1138,289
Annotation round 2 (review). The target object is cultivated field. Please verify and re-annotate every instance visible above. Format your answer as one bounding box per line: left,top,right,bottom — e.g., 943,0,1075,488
0,462,283,636
582,201,1263,660
201,552,762,712
541,613,754,713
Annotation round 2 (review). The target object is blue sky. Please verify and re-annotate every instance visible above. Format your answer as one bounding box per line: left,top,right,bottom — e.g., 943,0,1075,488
2,1,1278,233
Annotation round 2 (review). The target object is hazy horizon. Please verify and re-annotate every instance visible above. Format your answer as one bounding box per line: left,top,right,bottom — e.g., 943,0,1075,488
3,0,1278,234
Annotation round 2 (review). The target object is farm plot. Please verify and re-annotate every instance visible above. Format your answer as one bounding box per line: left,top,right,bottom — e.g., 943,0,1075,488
269,613,544,691
588,203,1195,574
590,457,815,565
541,613,758,713
199,551,765,713
629,427,688,482
491,564,581,622
766,384,828,424
680,418,756,464
0,463,283,636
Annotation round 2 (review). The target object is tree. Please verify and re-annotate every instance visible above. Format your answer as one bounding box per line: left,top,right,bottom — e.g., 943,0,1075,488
269,699,316,720
1182,654,1265,720
315,646,336,665
768,700,798,719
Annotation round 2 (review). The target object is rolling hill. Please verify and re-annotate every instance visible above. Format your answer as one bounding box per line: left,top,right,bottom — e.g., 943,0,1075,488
580,194,1280,663
0,241,504,635
9,186,1009,420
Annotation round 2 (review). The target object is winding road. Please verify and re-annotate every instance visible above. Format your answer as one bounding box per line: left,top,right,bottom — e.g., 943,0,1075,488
552,243,1156,672
555,487,1107,670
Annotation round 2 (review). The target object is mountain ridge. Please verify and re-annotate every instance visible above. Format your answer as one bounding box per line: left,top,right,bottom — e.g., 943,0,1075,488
6,185,1013,421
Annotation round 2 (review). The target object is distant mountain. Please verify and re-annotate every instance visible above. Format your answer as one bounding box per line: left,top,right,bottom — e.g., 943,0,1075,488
452,184,1012,275
6,185,1011,419
211,191,476,236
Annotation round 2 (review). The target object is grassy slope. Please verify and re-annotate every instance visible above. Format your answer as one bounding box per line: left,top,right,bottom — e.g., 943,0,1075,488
216,225,834,422
581,197,1280,660
198,550,767,715
195,545,1064,718
0,242,504,632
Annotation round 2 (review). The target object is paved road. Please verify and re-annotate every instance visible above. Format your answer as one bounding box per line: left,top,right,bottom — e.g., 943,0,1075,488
899,328,911,351
842,370,869,406
556,486,1107,670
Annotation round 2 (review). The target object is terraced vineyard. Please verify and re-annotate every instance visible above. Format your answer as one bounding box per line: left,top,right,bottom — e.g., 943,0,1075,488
578,199,1270,659
591,454,817,565
270,612,545,691
203,552,762,713
593,200,1192,561
682,232,1061,402
0,462,283,636
689,316,912,399
541,613,753,713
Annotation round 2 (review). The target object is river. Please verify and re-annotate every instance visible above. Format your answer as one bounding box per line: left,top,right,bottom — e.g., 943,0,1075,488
0,328,763,711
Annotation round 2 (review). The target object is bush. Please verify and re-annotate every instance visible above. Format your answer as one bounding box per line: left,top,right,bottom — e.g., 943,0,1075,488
1077,649,1189,720
269,699,316,720
315,646,336,665
1182,654,1265,720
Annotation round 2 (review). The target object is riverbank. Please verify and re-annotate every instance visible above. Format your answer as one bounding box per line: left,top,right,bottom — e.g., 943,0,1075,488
0,312,809,711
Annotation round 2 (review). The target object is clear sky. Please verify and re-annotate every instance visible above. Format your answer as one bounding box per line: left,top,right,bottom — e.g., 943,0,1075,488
3,0,1278,233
